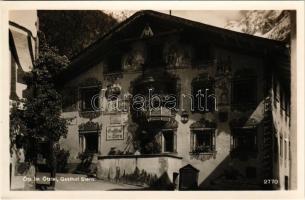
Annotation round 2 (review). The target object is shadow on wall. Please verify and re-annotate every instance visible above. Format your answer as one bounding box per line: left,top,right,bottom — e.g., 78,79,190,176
198,155,263,190
108,171,175,191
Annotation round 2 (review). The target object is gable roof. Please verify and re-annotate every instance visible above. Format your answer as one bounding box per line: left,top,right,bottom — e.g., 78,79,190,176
56,10,288,86
179,164,200,172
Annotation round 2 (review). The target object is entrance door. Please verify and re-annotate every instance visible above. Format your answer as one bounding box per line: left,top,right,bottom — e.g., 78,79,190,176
85,133,99,153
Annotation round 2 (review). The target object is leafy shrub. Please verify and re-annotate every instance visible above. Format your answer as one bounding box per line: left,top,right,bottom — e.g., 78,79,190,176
149,172,176,190
55,148,70,173
74,152,94,174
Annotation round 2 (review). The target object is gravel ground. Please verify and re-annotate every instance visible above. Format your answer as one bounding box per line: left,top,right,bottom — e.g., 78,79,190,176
53,173,144,191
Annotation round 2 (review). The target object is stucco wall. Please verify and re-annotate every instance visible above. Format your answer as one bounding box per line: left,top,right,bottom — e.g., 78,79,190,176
289,11,297,190
60,62,144,163
60,38,268,188
272,77,290,190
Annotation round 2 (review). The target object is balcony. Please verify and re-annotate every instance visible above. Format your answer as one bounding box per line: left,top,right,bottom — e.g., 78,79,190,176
130,70,180,123
146,106,175,122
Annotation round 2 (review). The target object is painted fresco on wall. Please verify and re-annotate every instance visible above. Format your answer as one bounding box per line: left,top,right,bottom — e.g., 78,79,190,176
163,40,192,68
122,42,146,72
106,125,124,140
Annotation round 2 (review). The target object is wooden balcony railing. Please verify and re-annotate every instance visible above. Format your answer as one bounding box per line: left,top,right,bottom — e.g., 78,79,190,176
146,106,175,122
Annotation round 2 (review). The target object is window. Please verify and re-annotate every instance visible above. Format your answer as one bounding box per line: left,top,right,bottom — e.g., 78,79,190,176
280,88,285,116
191,130,215,153
285,98,290,121
231,128,257,152
62,87,77,112
284,140,287,160
191,78,215,112
289,141,291,161
10,54,17,100
280,136,283,158
80,87,100,111
273,79,277,107
106,53,123,73
231,78,256,106
162,130,176,153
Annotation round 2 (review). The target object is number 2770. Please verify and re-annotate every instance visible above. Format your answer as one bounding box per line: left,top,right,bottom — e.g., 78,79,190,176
264,179,279,184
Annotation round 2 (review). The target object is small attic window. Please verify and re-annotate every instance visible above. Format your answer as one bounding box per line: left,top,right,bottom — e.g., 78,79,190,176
140,24,154,38
106,53,123,73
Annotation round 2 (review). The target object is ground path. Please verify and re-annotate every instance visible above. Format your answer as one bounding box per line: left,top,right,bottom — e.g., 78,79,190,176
54,173,144,191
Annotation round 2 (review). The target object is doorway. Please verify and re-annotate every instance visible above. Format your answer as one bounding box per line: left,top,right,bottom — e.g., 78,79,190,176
84,133,99,153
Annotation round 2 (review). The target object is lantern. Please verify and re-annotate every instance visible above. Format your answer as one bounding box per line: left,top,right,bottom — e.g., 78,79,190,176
181,110,189,124
105,84,121,101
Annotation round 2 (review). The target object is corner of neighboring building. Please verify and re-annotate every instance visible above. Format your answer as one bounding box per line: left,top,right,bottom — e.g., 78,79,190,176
289,10,297,190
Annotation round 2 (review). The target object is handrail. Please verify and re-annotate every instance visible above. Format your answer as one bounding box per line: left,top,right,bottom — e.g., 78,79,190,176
98,153,182,160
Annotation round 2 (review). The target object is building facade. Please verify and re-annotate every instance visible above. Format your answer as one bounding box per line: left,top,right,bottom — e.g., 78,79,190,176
9,10,39,190
57,10,291,190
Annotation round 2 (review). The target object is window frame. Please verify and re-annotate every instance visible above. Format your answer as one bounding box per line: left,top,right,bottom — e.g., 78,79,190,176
284,138,288,168
273,78,278,108
231,77,257,108
161,129,177,153
79,130,100,154
190,128,216,154
279,88,286,116
280,135,283,158
79,85,101,112
230,127,258,153
191,78,216,113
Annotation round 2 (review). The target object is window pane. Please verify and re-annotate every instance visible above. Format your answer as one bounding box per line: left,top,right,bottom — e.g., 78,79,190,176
232,128,257,152
192,130,214,153
192,80,215,112
280,136,283,157
232,79,256,105
163,131,174,152
80,87,100,111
